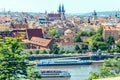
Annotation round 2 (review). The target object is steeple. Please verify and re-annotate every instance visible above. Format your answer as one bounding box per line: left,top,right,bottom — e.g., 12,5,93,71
115,12,118,18
93,10,97,16
58,4,62,13
62,4,65,13
92,10,97,21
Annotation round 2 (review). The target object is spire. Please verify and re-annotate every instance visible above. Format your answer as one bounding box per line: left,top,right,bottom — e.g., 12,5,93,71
58,4,62,13
115,12,118,18
62,4,65,13
93,10,97,16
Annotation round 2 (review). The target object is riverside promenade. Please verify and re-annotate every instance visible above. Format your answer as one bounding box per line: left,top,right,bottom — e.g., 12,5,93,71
27,53,115,61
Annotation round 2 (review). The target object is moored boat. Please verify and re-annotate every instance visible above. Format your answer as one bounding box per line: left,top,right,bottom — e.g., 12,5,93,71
40,69,71,78
36,59,92,66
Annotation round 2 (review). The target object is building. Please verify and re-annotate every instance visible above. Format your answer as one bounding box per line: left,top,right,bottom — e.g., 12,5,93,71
10,22,28,30
64,29,74,36
25,37,54,50
26,29,43,40
103,26,119,41
92,10,97,21
47,4,65,21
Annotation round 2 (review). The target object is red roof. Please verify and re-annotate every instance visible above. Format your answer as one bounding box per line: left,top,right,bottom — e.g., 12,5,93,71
104,26,117,31
0,16,10,21
26,29,43,40
30,37,52,47
48,14,61,17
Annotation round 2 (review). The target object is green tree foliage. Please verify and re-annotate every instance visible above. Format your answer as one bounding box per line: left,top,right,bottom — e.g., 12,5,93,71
116,41,120,48
81,44,88,51
88,58,120,80
96,42,109,51
0,38,28,80
41,49,47,54
35,50,40,54
74,45,81,53
65,50,70,54
88,72,99,80
97,26,103,35
90,41,109,51
48,29,59,38
77,30,88,36
73,35,82,42
59,50,65,54
0,38,40,80
114,41,120,52
90,41,98,51
92,34,104,42
29,51,33,55
49,44,60,54
106,36,115,45
27,67,40,80
76,29,96,37
87,30,96,37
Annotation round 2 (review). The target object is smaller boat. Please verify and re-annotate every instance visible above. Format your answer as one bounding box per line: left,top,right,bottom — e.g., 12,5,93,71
40,69,71,78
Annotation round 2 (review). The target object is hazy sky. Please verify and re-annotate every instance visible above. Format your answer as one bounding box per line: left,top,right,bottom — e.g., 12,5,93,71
0,0,120,13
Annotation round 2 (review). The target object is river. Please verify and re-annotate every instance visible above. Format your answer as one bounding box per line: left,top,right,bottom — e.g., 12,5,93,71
38,63,102,80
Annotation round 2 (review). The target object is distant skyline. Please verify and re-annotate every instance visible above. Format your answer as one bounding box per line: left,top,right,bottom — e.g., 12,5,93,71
0,0,120,13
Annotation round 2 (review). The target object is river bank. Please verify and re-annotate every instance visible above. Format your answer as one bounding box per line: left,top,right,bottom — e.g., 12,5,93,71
27,53,114,61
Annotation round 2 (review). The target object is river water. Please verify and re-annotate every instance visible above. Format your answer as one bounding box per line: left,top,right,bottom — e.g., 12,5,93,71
38,63,102,80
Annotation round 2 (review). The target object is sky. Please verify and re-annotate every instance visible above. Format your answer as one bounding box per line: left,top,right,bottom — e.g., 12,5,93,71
0,0,120,13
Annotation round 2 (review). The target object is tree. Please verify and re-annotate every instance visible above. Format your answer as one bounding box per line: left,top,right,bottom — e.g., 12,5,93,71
90,41,98,52
97,26,103,35
106,36,115,45
92,34,104,42
116,41,120,48
65,50,70,54
50,44,60,54
77,30,88,36
0,38,39,80
88,72,99,80
88,58,120,80
59,50,65,54
96,42,109,51
27,67,40,80
41,49,47,54
35,50,40,54
81,44,88,51
29,51,33,55
48,29,60,38
87,30,96,37
73,35,82,42
74,45,81,53
115,41,120,52
74,45,80,51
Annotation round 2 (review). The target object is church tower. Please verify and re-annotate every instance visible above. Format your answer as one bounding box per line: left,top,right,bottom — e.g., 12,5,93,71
62,4,65,14
58,4,62,14
92,10,97,21
61,4,65,20
58,4,65,20
115,10,120,23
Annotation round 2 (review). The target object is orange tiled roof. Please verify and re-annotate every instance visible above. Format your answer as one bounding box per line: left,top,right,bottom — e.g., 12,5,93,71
0,16,10,21
29,37,52,47
104,26,117,31
116,23,120,28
